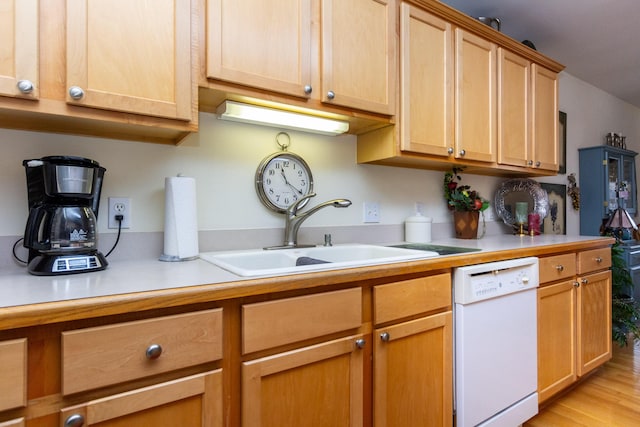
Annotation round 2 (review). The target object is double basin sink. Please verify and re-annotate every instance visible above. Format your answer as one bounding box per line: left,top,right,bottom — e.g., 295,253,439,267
200,243,480,277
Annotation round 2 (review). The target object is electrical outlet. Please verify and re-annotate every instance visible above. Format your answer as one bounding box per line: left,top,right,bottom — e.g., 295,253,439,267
363,201,380,223
108,197,131,229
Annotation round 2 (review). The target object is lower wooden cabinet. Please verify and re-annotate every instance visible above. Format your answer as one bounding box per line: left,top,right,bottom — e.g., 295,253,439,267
537,250,612,403
373,274,453,427
0,339,27,412
60,370,222,427
374,312,452,427
537,279,577,401
242,335,365,427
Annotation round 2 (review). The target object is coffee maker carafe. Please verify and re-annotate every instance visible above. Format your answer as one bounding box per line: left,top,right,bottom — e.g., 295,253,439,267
23,156,108,275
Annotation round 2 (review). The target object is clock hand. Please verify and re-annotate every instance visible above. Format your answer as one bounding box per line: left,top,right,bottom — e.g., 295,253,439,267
281,168,304,195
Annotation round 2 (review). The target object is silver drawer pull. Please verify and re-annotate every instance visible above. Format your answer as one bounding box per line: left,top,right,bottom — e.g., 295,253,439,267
380,332,390,342
65,414,85,427
556,265,564,272
145,344,163,360
595,257,603,263
355,338,366,349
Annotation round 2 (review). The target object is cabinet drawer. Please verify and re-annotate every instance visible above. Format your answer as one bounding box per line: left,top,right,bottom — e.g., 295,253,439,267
373,273,451,325
577,247,611,274
62,309,223,395
629,250,640,267
243,288,362,354
539,253,576,284
0,339,27,411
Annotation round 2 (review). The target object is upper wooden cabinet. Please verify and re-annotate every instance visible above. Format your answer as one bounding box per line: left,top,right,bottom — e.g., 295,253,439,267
0,0,197,144
455,28,496,163
320,0,396,115
498,50,559,173
205,0,313,99
201,0,396,131
357,0,564,176
0,0,38,100
398,3,453,157
66,0,193,121
531,64,559,171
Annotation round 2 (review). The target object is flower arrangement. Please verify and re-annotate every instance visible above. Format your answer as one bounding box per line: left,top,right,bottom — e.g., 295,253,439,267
443,167,489,212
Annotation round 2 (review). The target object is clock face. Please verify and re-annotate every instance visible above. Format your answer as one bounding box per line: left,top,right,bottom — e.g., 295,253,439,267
255,152,314,213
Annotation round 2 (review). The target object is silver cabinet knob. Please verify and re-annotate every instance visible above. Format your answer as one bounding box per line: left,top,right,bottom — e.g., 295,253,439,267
355,338,366,349
556,265,564,272
595,257,603,263
527,160,534,166
327,90,335,100
304,85,312,94
65,414,85,427
380,332,390,342
145,344,163,360
574,281,580,287
459,149,466,156
17,80,34,94
68,86,85,100
447,147,454,155
581,278,588,285
535,161,541,167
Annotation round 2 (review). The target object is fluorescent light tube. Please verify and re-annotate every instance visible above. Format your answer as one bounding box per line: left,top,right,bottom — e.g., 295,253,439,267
216,100,349,136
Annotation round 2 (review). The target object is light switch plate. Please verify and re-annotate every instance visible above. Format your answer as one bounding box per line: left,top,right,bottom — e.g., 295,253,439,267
363,201,380,223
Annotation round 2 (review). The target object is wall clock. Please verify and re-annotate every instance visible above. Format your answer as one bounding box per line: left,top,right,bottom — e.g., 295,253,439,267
255,132,314,213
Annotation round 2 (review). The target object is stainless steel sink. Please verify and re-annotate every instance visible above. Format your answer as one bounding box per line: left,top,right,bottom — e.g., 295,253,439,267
387,243,481,256
200,244,439,277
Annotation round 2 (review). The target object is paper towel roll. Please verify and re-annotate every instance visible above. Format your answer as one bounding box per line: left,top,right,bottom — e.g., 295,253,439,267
160,175,199,261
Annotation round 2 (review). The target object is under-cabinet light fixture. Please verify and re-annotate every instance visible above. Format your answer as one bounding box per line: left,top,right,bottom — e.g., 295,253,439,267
216,100,349,136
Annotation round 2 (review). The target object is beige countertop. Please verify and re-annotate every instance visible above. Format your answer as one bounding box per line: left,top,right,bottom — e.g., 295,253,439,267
0,234,614,331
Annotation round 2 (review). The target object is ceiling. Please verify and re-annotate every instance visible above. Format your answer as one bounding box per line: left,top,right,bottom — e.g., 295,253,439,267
440,0,640,109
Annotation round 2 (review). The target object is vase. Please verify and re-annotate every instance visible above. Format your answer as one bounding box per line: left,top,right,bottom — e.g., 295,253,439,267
453,210,479,239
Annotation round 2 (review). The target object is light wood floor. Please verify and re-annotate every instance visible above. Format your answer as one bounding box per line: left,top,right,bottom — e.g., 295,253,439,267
525,340,640,426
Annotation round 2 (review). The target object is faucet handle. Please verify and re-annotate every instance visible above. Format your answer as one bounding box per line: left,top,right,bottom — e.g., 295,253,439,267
288,192,316,214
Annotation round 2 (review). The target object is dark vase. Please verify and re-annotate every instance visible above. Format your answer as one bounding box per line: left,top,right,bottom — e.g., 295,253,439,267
453,210,480,239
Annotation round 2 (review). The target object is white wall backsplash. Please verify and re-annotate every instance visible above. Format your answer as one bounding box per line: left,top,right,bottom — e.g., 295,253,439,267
1,72,639,247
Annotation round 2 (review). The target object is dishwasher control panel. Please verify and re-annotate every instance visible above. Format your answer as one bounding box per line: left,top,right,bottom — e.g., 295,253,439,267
453,257,539,304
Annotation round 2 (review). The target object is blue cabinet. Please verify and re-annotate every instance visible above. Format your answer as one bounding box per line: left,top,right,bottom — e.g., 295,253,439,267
620,241,640,301
579,146,638,236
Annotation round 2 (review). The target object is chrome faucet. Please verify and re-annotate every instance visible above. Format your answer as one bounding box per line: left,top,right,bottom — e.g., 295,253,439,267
267,193,352,249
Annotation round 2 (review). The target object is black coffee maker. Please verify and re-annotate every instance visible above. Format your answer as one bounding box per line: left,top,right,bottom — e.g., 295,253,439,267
23,156,108,275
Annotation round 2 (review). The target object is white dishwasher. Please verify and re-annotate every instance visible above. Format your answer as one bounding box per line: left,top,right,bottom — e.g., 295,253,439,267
454,257,539,427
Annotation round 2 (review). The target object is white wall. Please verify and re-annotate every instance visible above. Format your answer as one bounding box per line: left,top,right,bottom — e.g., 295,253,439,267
1,72,639,240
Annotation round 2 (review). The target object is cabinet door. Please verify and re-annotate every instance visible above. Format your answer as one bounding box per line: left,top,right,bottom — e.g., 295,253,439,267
321,0,396,115
66,0,193,120
577,270,612,376
60,370,223,427
206,0,312,99
455,29,496,163
399,3,454,157
0,0,38,99
537,281,577,403
531,64,559,171
242,335,365,427
497,48,530,168
374,312,452,427
621,155,637,214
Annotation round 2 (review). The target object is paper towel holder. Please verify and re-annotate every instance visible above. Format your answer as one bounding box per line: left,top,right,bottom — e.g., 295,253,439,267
159,175,200,262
